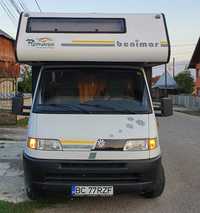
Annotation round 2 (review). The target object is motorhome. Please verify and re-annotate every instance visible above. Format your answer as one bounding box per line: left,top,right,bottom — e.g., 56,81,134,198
15,12,170,199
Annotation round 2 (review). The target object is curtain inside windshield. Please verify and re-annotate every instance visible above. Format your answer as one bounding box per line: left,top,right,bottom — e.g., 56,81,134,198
33,68,151,114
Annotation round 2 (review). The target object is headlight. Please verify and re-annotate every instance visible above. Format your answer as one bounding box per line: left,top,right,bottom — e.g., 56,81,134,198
123,139,148,151
27,138,63,151
123,138,157,151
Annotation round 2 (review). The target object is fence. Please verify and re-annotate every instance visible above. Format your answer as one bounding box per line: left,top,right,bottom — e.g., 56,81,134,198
0,92,32,125
171,95,200,110
0,78,16,111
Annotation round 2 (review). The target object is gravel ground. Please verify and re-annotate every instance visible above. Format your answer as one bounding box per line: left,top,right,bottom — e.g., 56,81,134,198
0,111,200,212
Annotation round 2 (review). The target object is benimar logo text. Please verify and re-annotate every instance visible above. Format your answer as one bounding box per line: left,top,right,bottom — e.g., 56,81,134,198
116,40,168,48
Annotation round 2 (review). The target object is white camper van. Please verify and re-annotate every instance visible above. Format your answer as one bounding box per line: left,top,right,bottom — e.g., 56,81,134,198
15,12,170,199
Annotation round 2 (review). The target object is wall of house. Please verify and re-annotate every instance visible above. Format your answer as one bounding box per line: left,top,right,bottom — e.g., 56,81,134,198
195,64,200,96
0,36,20,76
0,36,19,99
0,36,16,62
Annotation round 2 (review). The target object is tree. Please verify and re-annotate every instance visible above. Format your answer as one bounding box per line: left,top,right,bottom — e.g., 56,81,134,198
18,65,32,93
175,70,194,94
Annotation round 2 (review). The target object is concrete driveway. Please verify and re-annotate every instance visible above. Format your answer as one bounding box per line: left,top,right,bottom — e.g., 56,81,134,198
0,112,200,212
0,128,27,203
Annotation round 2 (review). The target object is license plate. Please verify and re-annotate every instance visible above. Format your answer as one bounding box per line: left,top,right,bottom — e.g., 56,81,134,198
71,185,113,196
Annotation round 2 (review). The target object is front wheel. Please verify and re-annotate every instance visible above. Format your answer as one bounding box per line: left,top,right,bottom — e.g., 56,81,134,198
142,164,165,198
26,186,45,200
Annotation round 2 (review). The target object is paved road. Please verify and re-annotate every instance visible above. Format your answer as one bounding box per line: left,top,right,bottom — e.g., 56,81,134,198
0,112,200,212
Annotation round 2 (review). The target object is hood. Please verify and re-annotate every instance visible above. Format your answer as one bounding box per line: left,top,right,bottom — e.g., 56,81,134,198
29,114,149,141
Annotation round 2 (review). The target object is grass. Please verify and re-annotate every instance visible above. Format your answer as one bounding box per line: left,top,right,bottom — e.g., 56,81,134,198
0,197,69,213
0,194,72,213
0,117,29,128
0,200,48,213
16,117,29,127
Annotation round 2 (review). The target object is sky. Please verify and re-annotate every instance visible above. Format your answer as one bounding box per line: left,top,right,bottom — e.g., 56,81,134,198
0,0,200,76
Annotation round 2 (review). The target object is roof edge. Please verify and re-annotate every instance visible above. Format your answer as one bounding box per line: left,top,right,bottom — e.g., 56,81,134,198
188,37,200,69
0,29,14,41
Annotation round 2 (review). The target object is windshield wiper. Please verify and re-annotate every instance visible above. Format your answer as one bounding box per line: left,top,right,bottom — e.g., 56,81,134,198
37,104,90,113
80,103,137,114
80,103,117,111
80,103,148,114
36,104,149,114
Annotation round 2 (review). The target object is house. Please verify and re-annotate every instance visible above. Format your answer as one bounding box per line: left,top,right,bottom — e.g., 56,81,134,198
152,75,161,87
188,37,200,96
0,29,20,99
152,71,177,99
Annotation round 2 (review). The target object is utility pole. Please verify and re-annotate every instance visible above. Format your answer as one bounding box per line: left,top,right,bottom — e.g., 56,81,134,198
165,64,168,97
173,57,175,78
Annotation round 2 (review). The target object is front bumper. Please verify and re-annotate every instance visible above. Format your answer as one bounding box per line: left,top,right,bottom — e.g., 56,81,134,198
23,153,161,193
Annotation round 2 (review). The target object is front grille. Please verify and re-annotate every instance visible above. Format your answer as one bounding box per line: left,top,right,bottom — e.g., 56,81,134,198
60,162,127,169
45,172,142,183
42,161,144,183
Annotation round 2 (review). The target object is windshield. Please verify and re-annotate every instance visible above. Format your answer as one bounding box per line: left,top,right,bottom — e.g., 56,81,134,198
33,67,152,114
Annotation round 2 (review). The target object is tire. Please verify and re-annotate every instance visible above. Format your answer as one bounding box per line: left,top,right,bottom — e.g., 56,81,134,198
26,186,44,200
142,164,165,198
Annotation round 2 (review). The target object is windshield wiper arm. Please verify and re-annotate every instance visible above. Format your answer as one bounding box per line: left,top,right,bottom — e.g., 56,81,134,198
80,103,147,114
83,103,136,113
80,103,116,111
39,104,90,113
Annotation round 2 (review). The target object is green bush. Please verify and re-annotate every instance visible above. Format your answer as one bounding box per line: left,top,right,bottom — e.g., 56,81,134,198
18,71,32,93
175,70,194,94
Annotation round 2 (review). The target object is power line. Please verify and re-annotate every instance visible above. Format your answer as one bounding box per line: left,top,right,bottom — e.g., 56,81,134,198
5,0,19,16
17,0,25,10
34,0,42,12
0,0,18,25
17,0,28,11
4,0,19,18
0,2,14,24
19,0,29,11
0,0,30,29
8,0,21,14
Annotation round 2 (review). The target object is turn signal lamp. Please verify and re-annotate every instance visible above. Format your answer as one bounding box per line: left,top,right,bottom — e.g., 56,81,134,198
27,138,37,149
148,138,157,150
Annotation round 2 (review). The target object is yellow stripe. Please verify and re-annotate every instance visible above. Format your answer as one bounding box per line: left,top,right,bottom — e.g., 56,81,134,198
160,40,168,44
72,40,115,44
61,140,95,145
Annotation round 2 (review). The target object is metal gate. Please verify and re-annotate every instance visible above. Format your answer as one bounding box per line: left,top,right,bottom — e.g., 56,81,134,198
0,78,16,111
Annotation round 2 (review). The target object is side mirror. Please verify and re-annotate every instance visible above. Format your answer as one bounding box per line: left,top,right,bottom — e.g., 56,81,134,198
12,94,24,115
161,97,173,116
